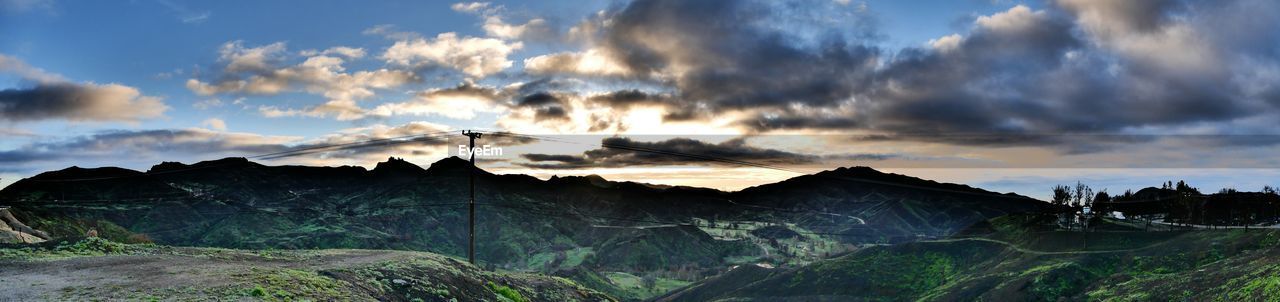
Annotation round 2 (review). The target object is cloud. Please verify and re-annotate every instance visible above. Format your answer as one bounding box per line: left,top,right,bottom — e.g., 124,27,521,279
369,83,508,120
515,0,1280,152
518,137,821,169
155,0,211,24
0,53,65,83
482,16,551,40
0,121,466,174
523,49,633,77
449,2,554,41
0,54,169,122
201,118,226,131
0,83,169,122
382,32,523,78
267,121,456,161
527,0,880,119
217,40,287,73
0,0,53,13
153,68,184,80
0,128,300,166
841,2,1266,141
192,98,223,110
180,11,210,24
450,2,491,13
362,24,422,40
299,46,366,59
187,41,419,120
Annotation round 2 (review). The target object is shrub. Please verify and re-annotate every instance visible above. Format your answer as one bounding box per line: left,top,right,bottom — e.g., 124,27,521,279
487,281,528,302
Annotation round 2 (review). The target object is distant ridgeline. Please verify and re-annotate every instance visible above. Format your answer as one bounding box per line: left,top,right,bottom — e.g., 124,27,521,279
0,156,1045,299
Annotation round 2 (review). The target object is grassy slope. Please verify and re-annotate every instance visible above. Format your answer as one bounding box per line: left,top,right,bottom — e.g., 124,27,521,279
0,238,615,302
659,216,1280,301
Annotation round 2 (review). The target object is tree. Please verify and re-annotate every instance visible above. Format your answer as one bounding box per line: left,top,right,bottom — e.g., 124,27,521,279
642,273,658,290
1093,190,1111,216
1052,185,1072,206
1174,180,1201,225
1073,182,1093,209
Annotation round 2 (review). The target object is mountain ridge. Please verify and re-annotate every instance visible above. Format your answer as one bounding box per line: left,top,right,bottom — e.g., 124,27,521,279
6,156,1040,201
0,156,1049,301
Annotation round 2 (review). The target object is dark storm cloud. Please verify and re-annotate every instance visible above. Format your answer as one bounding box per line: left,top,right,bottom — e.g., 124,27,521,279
530,106,568,122
515,92,563,107
532,0,1280,151
0,82,168,122
853,1,1259,138
585,89,668,108
596,0,879,116
518,137,892,169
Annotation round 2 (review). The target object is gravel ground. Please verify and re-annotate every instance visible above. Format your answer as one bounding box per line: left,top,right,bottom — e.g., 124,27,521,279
0,248,416,301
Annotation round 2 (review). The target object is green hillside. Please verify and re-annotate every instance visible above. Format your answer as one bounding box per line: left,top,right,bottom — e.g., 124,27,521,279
0,157,1045,300
657,216,1280,301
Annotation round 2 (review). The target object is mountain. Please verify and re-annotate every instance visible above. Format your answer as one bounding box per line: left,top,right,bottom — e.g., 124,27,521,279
0,156,1047,300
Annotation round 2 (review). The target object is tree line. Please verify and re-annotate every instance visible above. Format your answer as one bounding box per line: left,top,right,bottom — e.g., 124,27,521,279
1050,181,1280,230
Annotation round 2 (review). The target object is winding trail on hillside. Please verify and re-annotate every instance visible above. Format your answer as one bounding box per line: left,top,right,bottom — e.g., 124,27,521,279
919,237,1163,255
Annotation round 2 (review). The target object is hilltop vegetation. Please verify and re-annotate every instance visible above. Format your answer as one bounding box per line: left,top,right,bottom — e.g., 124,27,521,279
657,215,1280,301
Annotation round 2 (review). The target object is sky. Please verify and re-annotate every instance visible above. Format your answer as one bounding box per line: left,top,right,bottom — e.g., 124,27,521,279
3,0,1280,199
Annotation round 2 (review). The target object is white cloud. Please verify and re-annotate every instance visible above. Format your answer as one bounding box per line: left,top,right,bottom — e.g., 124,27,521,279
523,48,633,77
181,11,210,24
0,53,65,83
192,98,224,110
1057,0,1219,74
201,118,227,131
975,5,1047,33
218,40,287,73
301,46,366,59
450,2,491,13
189,42,419,120
370,88,506,120
154,68,184,80
928,34,963,52
482,16,548,40
362,24,422,40
382,32,523,78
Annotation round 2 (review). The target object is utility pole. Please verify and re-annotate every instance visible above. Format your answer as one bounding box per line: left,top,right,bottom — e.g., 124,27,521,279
462,130,483,265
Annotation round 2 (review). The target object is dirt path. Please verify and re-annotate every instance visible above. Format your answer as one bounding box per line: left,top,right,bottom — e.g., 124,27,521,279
0,248,419,301
919,237,1162,255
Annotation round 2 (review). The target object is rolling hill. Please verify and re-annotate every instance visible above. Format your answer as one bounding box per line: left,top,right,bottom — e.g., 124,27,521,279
656,215,1280,301
0,156,1048,300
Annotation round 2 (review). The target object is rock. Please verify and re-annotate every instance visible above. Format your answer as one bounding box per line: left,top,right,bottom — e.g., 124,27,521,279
0,207,49,243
